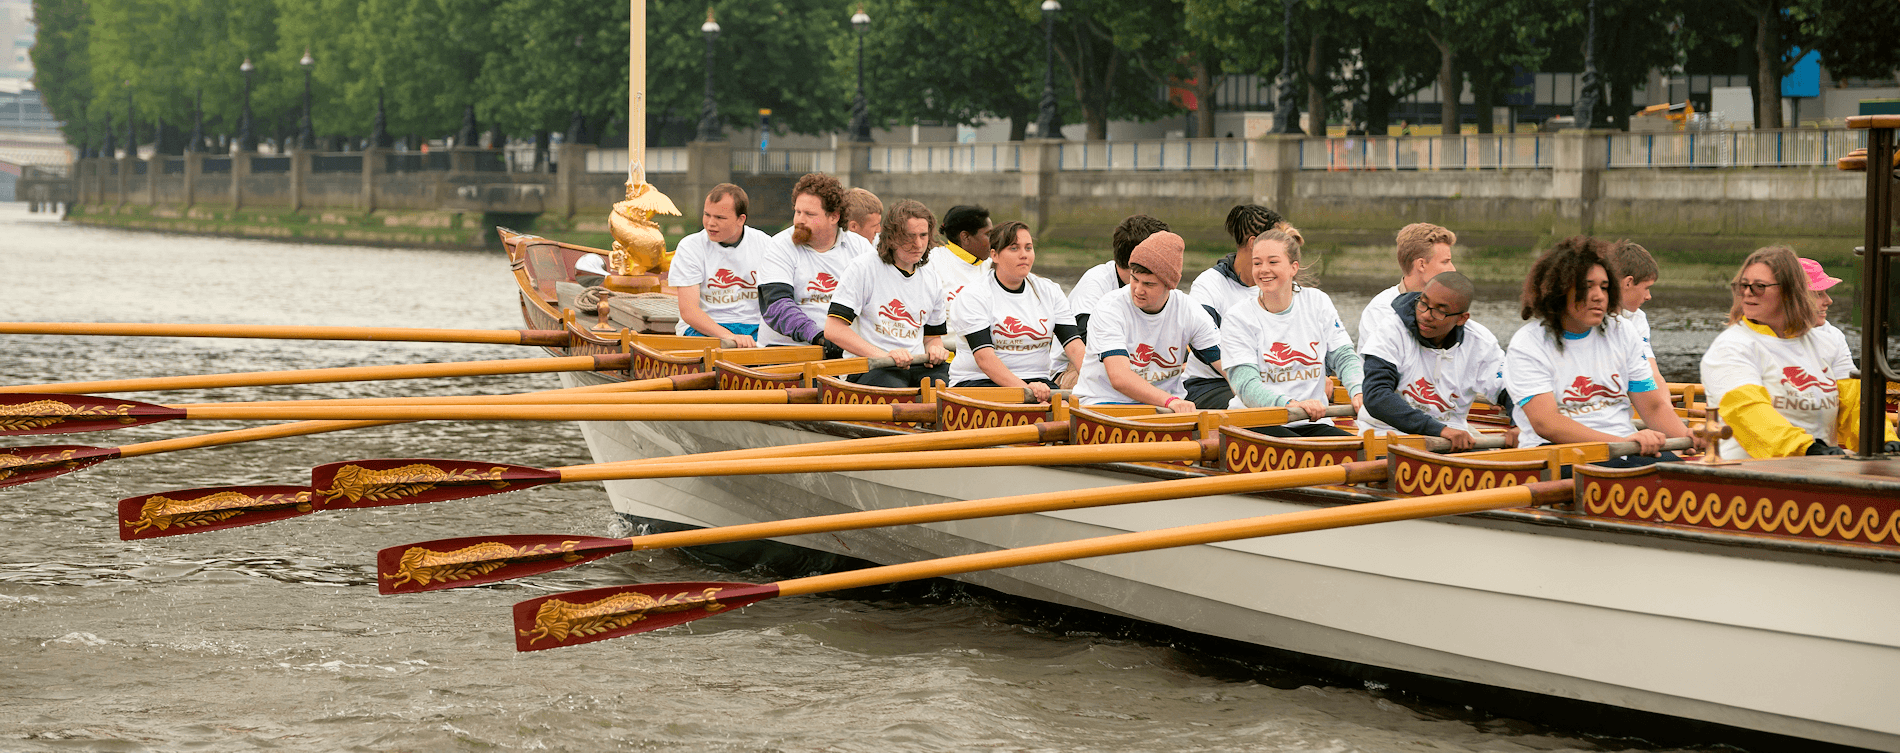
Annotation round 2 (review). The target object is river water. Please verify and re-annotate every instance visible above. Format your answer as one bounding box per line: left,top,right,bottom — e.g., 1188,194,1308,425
0,203,1733,752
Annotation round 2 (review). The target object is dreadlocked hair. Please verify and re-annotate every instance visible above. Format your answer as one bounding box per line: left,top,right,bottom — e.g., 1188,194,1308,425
1520,236,1621,351
1224,204,1283,248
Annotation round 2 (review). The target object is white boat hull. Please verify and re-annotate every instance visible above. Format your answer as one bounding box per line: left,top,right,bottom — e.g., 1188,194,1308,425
559,376,1900,751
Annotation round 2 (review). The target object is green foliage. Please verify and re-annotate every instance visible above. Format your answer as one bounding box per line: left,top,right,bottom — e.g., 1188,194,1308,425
28,0,93,145
857,0,1044,133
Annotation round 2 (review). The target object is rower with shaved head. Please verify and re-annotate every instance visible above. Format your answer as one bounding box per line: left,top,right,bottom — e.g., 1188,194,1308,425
1356,271,1513,450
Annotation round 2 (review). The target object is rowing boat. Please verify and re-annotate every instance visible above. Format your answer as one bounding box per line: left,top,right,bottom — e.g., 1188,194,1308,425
489,121,1900,751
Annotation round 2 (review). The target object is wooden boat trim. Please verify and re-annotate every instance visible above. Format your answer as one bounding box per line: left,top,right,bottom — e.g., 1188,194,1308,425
714,360,806,391
935,390,1052,432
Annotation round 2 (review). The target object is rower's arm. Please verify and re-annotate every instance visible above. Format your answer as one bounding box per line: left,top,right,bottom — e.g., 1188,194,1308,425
673,286,749,347
1518,393,1628,445
1631,386,1691,439
1103,354,1181,409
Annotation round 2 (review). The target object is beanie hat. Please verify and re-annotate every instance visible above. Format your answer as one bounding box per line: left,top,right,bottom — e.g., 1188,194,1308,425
1129,231,1185,290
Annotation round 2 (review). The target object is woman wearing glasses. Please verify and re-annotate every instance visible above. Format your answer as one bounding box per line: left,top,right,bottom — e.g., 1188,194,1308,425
1699,246,1897,458
1503,237,1697,463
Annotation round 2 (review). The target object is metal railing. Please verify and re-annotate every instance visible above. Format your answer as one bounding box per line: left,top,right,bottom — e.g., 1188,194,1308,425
585,147,688,174
1300,134,1553,170
870,143,1021,172
1058,138,1251,171
731,149,835,174
1606,128,1867,168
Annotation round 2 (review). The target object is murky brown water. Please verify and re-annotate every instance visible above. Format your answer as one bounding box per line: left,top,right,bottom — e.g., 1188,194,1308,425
0,203,1726,752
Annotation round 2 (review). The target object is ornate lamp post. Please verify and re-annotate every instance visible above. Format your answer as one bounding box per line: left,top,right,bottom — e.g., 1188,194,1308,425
1036,0,1063,139
1271,0,1301,135
238,58,256,152
298,48,316,150
848,5,872,143
695,7,722,142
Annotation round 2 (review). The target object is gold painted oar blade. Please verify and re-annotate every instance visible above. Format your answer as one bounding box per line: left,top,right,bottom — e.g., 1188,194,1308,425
311,459,561,510
0,445,120,489
118,485,315,540
0,394,182,436
378,535,633,594
513,581,776,652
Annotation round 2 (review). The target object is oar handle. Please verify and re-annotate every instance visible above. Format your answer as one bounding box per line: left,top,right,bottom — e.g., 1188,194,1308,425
1603,436,1695,456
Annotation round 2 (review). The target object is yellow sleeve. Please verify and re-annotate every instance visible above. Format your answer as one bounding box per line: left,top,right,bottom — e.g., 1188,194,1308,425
1719,384,1815,458
1833,380,1900,454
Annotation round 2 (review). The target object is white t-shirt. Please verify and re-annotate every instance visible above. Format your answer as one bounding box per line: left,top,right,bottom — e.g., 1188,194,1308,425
666,226,772,333
1816,321,1855,377
1075,288,1220,405
1185,261,1253,383
1700,320,1852,459
1357,282,1407,359
1612,307,1656,362
1221,287,1355,425
1357,318,1505,434
1504,322,1659,448
1067,260,1124,319
925,244,989,354
757,228,874,347
948,271,1075,385
829,253,947,356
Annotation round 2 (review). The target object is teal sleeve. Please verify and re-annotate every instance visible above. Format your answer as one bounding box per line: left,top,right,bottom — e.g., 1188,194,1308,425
1228,363,1290,408
1326,344,1364,396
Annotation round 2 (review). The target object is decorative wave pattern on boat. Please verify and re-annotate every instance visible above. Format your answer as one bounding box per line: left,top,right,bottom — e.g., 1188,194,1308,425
1581,477,1900,545
1224,442,1354,473
382,539,586,589
1070,414,1195,465
715,364,801,392
1393,460,1538,496
938,399,1045,432
630,346,705,380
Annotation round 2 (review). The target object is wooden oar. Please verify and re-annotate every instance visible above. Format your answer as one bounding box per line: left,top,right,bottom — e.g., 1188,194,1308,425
117,419,1076,539
2,398,939,436
510,478,1578,651
0,353,635,395
0,321,575,346
373,430,1537,593
1,372,719,489
169,388,821,409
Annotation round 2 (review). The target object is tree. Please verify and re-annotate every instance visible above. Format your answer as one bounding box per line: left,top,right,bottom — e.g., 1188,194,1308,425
857,0,1044,139
1804,0,1900,82
28,0,93,151
1051,0,1183,140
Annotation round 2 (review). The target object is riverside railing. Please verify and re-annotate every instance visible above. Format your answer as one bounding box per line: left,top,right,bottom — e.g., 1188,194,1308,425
1605,128,1866,168
585,148,688,174
1300,134,1553,170
731,149,835,174
871,143,1021,172
1058,138,1251,171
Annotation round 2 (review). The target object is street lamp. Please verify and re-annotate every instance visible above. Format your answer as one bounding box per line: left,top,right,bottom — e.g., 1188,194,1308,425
1271,0,1301,135
695,7,722,142
1574,0,1601,130
1035,0,1062,139
239,58,256,152
848,5,872,143
298,48,315,150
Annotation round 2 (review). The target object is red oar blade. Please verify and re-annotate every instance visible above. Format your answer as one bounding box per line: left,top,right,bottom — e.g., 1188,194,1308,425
513,581,777,652
118,485,315,540
311,458,561,510
0,445,121,489
378,534,634,595
0,394,182,436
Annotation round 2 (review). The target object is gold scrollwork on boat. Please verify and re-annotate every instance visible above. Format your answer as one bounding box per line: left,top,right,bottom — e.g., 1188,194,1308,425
317,463,513,504
518,587,729,645
1580,480,1900,544
123,489,313,534
381,539,585,589
939,404,1037,432
0,400,140,432
1392,458,1532,496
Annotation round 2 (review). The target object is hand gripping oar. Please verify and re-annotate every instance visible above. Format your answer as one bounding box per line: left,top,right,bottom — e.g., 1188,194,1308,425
117,420,1074,540
0,396,933,436
509,478,1579,651
0,353,635,396
0,321,574,346
385,434,1675,594
2,373,718,490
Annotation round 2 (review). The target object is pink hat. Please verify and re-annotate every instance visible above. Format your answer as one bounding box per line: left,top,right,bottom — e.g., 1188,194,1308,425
1799,258,1841,292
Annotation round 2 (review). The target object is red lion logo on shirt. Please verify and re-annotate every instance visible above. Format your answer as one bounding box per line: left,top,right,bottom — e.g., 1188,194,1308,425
993,316,1049,340
1263,342,1321,368
1779,366,1836,393
1129,343,1184,368
707,268,755,290
1403,378,1454,413
806,273,839,295
877,299,922,328
1560,374,1624,404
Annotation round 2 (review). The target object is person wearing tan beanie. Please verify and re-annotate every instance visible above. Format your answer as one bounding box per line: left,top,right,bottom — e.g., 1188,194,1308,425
1073,231,1223,412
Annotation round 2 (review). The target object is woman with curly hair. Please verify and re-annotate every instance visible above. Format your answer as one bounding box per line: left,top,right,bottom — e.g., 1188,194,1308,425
1699,246,1898,458
825,200,950,388
1503,236,1696,462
